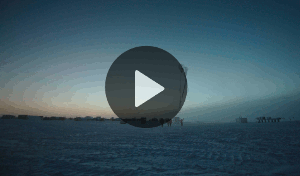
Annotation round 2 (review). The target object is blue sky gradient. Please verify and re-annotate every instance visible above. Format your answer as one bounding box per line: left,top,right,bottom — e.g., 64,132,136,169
1,0,299,119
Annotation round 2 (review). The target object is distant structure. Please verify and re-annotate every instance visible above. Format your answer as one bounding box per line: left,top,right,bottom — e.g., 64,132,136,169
83,116,93,121
42,117,55,120
256,117,282,123
1,115,45,120
58,117,66,121
50,116,59,120
95,116,104,121
74,117,83,121
1,115,16,119
236,115,247,123
18,115,29,120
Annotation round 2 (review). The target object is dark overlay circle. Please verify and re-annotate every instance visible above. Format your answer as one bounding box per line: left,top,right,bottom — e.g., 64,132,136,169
105,46,187,128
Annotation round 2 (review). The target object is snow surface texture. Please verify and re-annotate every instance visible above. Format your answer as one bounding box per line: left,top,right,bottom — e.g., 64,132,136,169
0,120,300,176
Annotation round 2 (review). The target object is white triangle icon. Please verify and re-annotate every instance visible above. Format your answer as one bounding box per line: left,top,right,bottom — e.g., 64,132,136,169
135,70,164,107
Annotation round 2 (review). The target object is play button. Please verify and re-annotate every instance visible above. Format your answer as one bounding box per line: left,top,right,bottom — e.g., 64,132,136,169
135,70,164,107
105,46,187,128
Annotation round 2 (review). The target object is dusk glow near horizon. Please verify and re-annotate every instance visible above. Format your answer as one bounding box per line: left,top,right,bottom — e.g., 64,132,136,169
1,0,299,121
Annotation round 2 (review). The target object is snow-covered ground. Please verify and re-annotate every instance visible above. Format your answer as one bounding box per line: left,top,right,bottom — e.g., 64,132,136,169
0,119,300,175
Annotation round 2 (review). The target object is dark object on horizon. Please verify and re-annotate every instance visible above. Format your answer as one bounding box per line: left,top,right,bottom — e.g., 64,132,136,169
256,117,282,123
42,117,51,120
141,117,146,124
1,115,16,119
50,116,59,120
74,117,82,121
167,119,173,127
151,118,158,122
28,116,42,121
95,117,104,121
159,118,164,127
124,118,139,122
236,115,247,123
180,118,184,126
58,117,66,121
18,115,29,120
84,116,93,121
42,116,59,120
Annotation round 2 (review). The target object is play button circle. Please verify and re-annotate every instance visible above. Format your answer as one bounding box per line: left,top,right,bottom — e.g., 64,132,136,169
135,70,165,107
105,46,187,128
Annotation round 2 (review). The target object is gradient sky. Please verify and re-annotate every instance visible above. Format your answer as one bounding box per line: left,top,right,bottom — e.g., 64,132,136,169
1,0,300,119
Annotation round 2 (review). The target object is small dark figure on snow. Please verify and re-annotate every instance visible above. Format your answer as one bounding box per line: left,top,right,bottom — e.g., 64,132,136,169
160,118,165,127
180,118,184,126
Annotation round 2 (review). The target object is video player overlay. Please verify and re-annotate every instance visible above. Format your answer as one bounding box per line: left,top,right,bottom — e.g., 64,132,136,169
105,46,187,128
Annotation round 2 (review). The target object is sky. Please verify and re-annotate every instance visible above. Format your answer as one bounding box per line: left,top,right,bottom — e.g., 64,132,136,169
0,0,300,120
